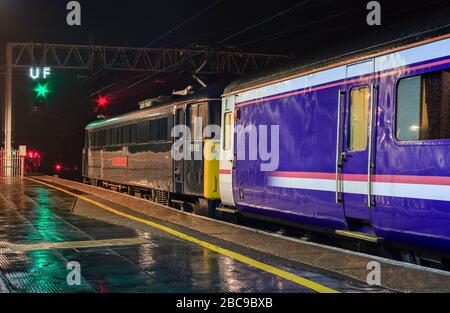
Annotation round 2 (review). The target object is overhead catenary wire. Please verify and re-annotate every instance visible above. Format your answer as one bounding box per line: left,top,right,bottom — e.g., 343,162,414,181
145,0,225,48
237,10,350,47
165,0,333,48
89,0,224,97
102,0,445,98
238,0,450,50
102,1,314,98
217,0,312,44
87,72,149,98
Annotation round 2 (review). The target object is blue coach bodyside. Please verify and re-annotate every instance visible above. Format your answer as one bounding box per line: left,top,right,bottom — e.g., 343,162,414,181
225,33,450,252
234,81,345,230
374,56,450,251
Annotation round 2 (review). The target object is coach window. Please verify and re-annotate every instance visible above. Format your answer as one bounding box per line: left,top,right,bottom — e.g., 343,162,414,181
224,112,233,150
159,118,168,141
94,131,101,148
121,125,130,144
348,86,370,151
150,119,159,142
110,128,115,145
130,124,137,144
137,121,150,143
396,69,450,141
117,128,122,145
89,132,94,148
111,127,118,145
91,132,95,148
95,131,99,147
99,130,107,147
106,129,112,146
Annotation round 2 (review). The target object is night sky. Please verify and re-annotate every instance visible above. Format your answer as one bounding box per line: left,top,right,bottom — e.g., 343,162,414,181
1,0,449,172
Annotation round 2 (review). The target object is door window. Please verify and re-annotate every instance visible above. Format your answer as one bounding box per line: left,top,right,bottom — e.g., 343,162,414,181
348,86,370,151
224,112,233,150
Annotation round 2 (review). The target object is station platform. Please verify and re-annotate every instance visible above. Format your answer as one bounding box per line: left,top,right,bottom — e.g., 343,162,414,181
0,176,449,293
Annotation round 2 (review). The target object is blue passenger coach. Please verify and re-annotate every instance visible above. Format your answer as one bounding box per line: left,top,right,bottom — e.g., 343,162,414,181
220,31,450,255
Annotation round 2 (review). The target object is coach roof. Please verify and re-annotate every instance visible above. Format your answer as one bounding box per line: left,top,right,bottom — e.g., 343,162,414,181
224,12,450,95
86,84,225,131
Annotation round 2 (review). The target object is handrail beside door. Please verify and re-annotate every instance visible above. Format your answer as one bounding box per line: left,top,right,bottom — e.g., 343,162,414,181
335,90,346,203
367,83,378,207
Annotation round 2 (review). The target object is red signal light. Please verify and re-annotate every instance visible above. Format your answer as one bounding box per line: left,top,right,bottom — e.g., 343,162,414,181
96,96,108,108
55,164,62,172
27,150,41,159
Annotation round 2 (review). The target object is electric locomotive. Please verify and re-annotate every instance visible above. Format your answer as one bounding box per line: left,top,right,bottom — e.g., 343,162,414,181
83,85,224,214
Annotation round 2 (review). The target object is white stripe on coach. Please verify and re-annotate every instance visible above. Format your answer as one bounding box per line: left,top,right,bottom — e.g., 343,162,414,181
372,182,450,202
268,177,336,193
267,176,450,202
235,37,450,104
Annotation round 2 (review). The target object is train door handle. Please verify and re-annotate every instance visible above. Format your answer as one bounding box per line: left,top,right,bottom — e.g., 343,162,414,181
341,152,347,162
232,154,237,170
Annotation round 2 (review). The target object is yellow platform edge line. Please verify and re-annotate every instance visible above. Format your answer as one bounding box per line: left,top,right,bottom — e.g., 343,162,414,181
26,177,339,294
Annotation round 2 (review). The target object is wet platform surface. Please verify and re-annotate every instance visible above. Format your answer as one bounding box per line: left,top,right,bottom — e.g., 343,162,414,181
0,177,389,293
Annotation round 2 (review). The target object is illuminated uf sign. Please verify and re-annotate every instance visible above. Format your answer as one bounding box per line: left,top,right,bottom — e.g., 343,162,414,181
29,67,51,80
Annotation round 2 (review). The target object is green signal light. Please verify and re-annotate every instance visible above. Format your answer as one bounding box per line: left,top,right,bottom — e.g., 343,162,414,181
34,83,49,98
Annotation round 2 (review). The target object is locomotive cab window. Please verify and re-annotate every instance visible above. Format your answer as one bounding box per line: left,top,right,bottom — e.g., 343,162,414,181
348,86,370,151
190,103,208,141
396,69,450,141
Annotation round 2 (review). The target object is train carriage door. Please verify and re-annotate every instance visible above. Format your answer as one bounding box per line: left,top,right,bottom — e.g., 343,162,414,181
184,103,207,196
340,60,377,224
219,95,236,206
174,107,186,194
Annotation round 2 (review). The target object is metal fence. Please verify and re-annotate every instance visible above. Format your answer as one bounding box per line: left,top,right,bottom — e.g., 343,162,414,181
0,149,24,177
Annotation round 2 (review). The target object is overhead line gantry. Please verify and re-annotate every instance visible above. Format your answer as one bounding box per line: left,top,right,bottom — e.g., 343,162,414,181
1,42,289,176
